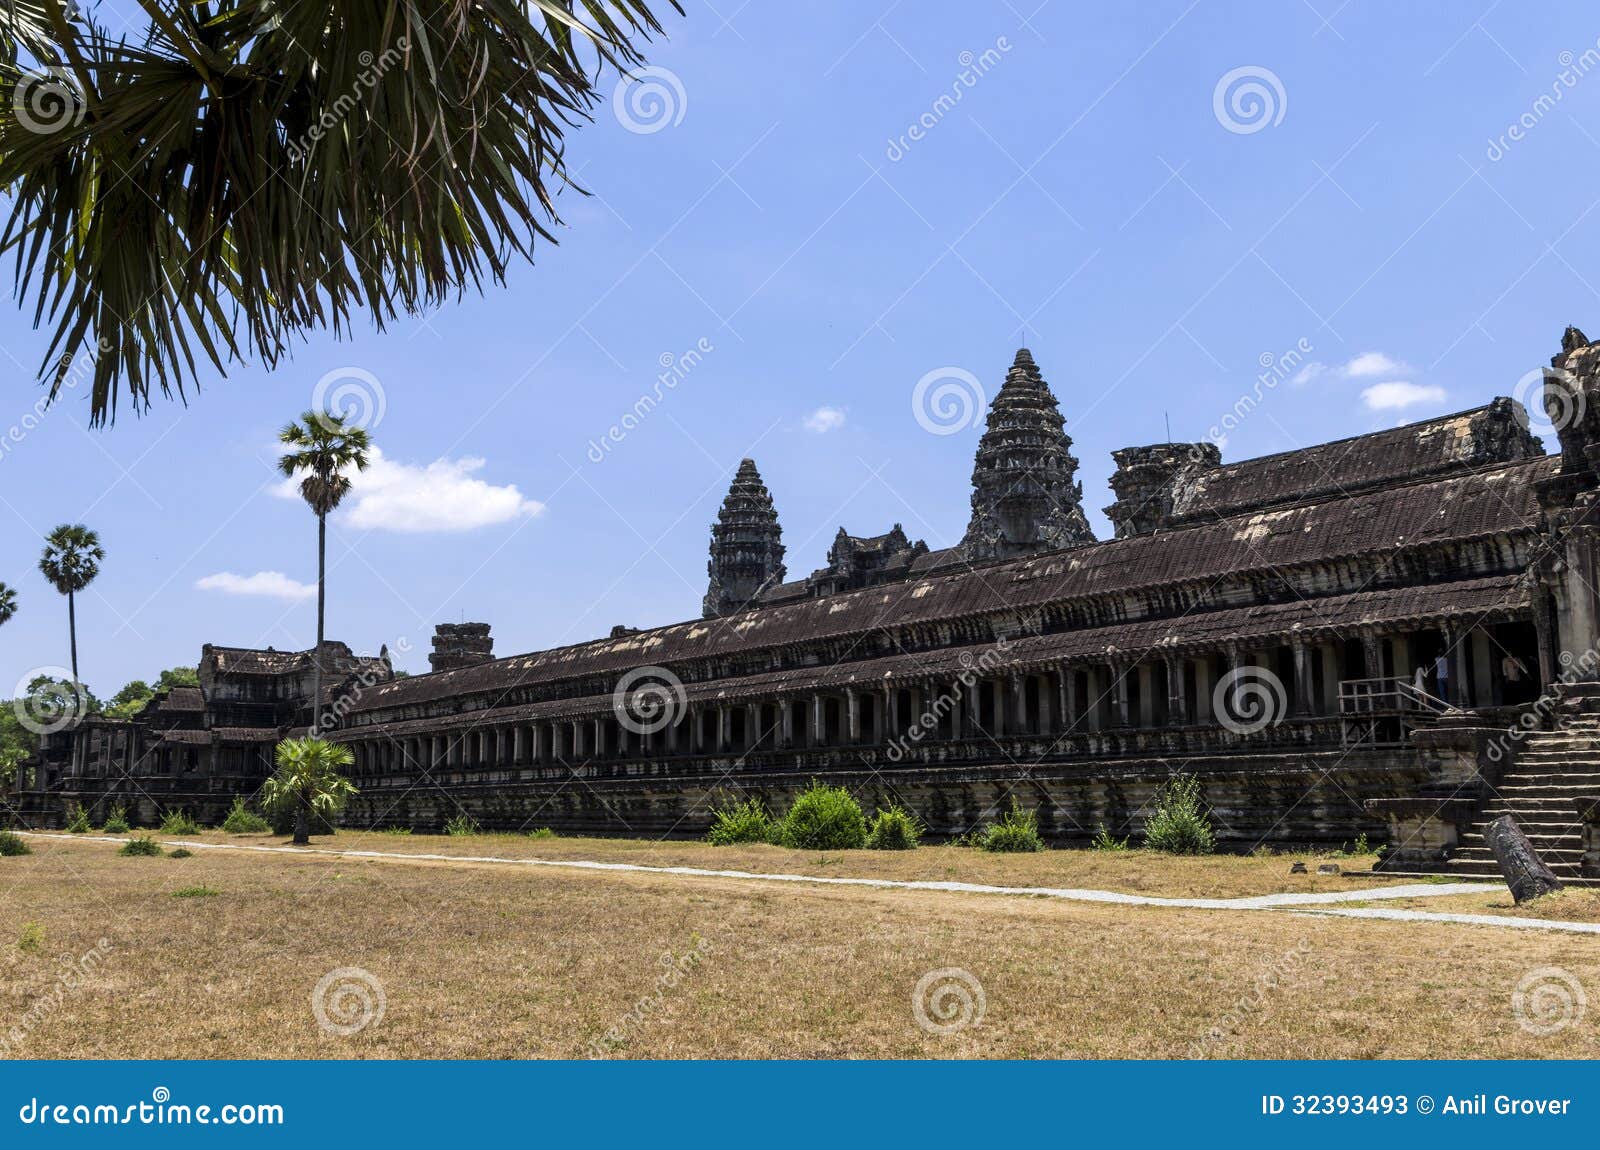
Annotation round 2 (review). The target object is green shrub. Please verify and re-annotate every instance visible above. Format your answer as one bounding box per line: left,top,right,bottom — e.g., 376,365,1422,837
65,802,92,834
378,825,413,835
705,798,775,846
0,830,31,856
525,827,557,840
977,800,1045,853
172,885,219,898
865,804,921,851
169,847,194,859
119,835,163,857
101,804,130,834
444,813,479,837
18,923,43,952
158,809,201,835
1090,824,1130,852
1142,774,1216,855
774,783,866,850
220,797,270,834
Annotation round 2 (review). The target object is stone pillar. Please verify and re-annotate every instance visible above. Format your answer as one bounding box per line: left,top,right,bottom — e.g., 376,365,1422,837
812,694,826,747
717,706,731,753
1291,640,1313,716
1320,645,1341,711
1111,663,1130,728
510,726,524,765
1361,628,1384,679
846,689,861,744
780,700,794,748
1447,623,1470,707
1165,654,1188,725
532,725,546,763
884,685,898,738
745,703,761,751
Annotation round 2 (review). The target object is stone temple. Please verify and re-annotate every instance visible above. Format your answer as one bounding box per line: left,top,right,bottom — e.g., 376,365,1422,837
20,333,1600,878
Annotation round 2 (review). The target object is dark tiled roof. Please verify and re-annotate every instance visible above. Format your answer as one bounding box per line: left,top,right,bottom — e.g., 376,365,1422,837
1167,400,1543,526
346,574,1526,736
349,454,1553,716
158,729,213,745
213,727,279,742
156,687,205,712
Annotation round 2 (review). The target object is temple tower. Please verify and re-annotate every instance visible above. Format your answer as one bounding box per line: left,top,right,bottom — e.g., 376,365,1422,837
960,348,1096,561
704,458,787,618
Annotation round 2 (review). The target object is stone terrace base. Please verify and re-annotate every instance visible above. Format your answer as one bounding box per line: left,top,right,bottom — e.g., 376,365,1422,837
337,748,1428,845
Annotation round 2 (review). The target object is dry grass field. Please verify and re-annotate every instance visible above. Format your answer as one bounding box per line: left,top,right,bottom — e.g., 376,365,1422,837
2,830,1597,1060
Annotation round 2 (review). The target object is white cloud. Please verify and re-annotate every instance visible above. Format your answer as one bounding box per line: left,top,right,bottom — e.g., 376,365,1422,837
1343,351,1409,378
1289,361,1327,386
1361,381,1447,411
196,571,317,601
274,446,544,533
803,406,847,434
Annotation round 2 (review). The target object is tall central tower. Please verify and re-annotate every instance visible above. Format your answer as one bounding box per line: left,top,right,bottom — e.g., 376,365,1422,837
703,458,787,618
960,348,1096,562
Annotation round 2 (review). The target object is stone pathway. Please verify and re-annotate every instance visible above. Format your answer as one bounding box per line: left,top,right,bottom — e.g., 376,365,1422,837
24,832,1597,934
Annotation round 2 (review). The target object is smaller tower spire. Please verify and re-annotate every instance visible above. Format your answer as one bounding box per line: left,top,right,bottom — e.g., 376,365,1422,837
703,459,787,618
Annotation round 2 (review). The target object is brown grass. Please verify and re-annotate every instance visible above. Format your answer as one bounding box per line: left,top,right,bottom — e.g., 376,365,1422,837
147,828,1392,899
2,833,1593,1060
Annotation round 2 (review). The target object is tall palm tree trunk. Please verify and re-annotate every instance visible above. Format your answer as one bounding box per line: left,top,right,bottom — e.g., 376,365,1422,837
67,590,78,687
312,511,326,734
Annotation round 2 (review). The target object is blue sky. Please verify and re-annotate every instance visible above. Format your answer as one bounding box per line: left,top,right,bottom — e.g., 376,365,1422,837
4,0,1600,697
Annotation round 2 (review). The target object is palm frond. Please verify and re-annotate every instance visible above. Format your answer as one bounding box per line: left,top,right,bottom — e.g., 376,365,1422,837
1,0,679,424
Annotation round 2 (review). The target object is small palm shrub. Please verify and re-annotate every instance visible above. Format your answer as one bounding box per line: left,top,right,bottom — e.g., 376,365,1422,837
220,797,271,834
1090,824,1130,852
774,783,866,850
19,923,44,952
119,835,163,857
865,804,921,851
525,827,557,840
379,826,414,836
1142,774,1216,855
169,847,194,859
65,802,92,834
101,804,130,834
705,798,774,846
0,830,31,856
159,809,201,835
172,885,219,898
444,813,479,837
977,800,1045,853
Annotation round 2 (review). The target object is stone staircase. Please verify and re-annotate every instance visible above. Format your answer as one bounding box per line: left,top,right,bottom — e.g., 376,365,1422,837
1440,701,1600,882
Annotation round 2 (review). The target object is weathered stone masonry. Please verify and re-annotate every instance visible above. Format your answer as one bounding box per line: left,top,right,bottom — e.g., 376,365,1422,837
22,335,1600,856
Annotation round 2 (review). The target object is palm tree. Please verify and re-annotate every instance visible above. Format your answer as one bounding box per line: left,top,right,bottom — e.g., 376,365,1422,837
0,0,676,425
0,582,16,627
262,736,357,845
278,411,371,732
38,524,103,688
